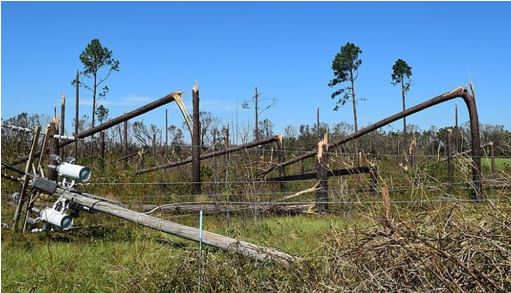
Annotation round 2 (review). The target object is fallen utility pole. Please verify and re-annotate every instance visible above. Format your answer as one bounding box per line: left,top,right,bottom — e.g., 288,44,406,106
136,135,282,175
258,86,482,201
57,188,295,266
11,91,182,165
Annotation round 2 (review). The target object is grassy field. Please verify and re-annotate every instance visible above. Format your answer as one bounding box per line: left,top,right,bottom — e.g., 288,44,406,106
482,157,511,171
2,151,510,292
2,199,511,292
1,214,359,292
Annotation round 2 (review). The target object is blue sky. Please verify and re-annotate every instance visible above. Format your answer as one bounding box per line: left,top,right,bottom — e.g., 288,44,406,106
2,2,510,139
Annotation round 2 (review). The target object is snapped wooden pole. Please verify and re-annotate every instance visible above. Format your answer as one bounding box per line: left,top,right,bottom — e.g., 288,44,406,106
258,87,483,201
489,142,496,175
381,184,392,224
192,83,201,194
316,134,329,213
447,128,453,186
136,135,281,175
11,92,181,166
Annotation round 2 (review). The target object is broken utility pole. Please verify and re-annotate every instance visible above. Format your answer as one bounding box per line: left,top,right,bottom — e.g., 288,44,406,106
11,91,182,166
56,188,295,266
316,134,329,213
258,86,483,201
192,84,201,194
136,135,281,175
447,128,453,186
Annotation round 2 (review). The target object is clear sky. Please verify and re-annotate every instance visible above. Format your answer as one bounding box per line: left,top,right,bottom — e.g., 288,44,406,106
2,1,510,139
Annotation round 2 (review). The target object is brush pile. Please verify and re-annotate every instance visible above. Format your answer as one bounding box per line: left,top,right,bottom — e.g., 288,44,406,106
316,203,511,292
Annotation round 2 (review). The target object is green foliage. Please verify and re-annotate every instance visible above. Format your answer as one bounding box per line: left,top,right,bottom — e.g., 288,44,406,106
391,58,412,94
95,104,109,124
258,118,274,139
79,39,119,77
74,38,119,129
328,42,362,110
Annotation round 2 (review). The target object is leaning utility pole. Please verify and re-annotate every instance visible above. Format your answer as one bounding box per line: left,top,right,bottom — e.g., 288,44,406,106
258,86,483,201
11,92,181,166
12,127,41,231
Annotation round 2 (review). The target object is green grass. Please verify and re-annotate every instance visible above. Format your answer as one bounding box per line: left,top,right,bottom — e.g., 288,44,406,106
3,199,510,292
1,224,182,292
482,157,511,171
2,151,509,292
1,213,364,292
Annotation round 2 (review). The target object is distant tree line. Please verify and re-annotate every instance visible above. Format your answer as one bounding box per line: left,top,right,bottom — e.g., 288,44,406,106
2,112,510,166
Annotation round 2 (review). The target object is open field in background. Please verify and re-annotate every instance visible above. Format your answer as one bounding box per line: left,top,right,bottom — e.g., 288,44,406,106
482,157,511,171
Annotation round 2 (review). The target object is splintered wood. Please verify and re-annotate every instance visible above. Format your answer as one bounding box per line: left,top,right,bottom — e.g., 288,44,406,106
381,184,393,224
